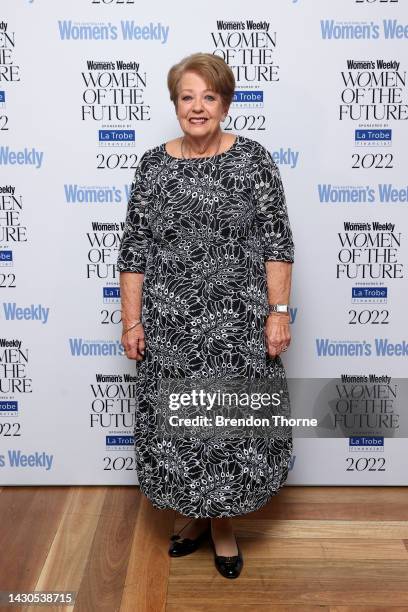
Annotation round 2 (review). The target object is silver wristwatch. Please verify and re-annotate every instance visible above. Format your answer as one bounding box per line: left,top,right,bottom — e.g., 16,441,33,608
268,303,289,314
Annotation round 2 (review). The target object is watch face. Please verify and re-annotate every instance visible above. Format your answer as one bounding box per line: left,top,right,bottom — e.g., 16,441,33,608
268,304,289,313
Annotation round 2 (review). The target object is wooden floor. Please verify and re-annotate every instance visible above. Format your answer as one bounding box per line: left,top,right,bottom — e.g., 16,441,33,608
0,486,407,612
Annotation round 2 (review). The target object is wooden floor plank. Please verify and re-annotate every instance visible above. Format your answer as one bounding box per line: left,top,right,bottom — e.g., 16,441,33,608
119,495,174,612
331,608,408,612
167,606,330,612
169,537,408,560
30,488,107,599
0,487,70,593
232,519,408,539
245,501,408,521
249,487,408,505
166,594,408,607
168,558,408,581
166,584,408,607
73,487,140,612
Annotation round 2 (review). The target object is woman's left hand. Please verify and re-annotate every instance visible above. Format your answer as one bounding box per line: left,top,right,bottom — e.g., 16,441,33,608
264,314,291,358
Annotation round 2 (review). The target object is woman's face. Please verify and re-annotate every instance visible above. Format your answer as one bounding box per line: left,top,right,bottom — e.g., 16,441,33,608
175,70,227,140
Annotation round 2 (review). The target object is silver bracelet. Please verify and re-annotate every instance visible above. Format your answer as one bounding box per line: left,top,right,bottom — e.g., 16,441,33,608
122,320,142,334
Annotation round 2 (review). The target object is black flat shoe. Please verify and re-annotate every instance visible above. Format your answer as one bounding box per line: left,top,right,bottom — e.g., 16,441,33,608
210,534,244,579
168,519,210,558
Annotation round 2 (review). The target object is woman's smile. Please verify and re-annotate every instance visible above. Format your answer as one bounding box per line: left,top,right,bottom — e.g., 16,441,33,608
189,117,208,125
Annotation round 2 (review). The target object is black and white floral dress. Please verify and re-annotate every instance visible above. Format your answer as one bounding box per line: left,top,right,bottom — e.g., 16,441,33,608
117,134,295,518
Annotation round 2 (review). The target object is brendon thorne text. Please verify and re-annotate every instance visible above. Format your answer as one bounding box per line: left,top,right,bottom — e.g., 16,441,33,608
167,415,317,428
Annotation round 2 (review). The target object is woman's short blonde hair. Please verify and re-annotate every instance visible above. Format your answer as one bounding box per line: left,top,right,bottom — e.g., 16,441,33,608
167,52,235,109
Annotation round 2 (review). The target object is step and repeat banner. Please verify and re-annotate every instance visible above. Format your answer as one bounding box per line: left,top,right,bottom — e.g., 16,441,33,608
1,0,407,484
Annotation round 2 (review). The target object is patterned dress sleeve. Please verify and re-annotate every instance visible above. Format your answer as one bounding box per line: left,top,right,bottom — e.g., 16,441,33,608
116,152,153,273
252,144,295,263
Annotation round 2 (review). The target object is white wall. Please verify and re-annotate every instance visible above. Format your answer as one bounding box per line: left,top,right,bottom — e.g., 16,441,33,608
1,0,407,484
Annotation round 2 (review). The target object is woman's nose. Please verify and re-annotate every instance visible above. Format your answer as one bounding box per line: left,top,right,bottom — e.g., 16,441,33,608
192,97,204,111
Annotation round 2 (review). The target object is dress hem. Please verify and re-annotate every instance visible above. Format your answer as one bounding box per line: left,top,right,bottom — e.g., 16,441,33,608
137,475,290,519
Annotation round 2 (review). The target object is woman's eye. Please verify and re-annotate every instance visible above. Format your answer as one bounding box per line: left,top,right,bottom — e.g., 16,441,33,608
180,95,216,102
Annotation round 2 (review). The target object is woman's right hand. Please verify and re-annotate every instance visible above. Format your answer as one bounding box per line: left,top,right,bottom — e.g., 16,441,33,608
121,324,145,361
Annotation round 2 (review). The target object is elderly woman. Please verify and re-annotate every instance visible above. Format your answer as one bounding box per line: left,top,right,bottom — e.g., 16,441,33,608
117,52,294,580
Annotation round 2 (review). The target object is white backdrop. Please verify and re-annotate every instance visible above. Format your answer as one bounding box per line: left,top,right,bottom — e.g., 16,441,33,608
1,0,407,484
